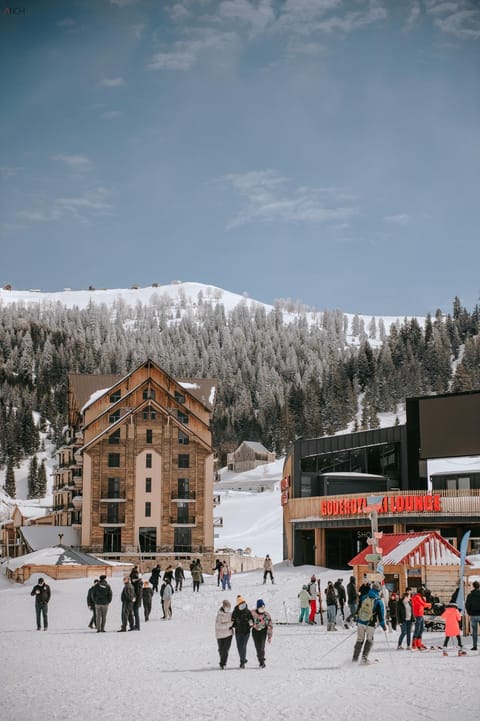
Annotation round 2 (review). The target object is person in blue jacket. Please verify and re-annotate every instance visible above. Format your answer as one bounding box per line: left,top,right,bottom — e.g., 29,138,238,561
352,581,386,664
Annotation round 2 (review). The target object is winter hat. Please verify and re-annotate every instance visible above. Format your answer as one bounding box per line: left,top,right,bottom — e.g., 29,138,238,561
222,600,231,610
302,584,308,590
236,595,245,605
256,599,265,610
99,575,107,581
310,575,316,581
371,582,381,591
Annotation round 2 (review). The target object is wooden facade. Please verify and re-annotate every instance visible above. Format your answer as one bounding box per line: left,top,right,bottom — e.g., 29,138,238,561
227,441,275,473
53,360,216,556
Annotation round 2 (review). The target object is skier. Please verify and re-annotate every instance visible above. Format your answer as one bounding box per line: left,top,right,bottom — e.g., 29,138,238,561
440,602,467,656
352,581,386,664
412,586,432,650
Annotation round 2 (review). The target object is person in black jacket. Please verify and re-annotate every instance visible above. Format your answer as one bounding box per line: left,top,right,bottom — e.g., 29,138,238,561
31,577,51,630
466,580,480,651
149,564,161,593
91,575,113,632
142,580,153,622
174,563,185,591
346,576,358,622
118,576,135,632
132,576,143,630
231,595,253,668
87,579,99,629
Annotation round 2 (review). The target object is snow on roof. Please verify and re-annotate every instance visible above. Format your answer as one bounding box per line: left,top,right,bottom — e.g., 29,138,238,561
14,504,51,519
6,545,109,570
81,387,112,413
20,526,80,551
179,382,200,390
349,531,465,567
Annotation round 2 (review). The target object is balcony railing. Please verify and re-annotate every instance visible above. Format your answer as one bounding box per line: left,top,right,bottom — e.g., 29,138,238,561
170,516,196,525
171,490,196,500
100,512,126,524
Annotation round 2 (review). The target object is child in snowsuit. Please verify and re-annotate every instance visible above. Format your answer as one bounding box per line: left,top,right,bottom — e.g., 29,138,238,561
441,603,466,655
298,585,310,623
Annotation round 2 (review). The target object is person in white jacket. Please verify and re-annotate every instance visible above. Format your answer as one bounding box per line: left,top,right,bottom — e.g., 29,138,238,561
215,600,233,669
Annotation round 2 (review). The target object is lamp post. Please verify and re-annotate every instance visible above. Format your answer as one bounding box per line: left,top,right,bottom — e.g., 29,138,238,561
363,495,384,583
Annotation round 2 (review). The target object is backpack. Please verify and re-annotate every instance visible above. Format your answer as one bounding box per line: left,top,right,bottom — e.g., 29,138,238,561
358,595,374,623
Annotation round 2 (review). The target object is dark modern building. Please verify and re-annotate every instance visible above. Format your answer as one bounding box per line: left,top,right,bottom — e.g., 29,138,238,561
282,390,480,569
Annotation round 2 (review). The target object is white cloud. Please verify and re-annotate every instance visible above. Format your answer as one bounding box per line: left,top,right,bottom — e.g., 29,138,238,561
383,214,410,225
275,0,387,37
100,77,124,87
52,154,94,173
17,187,114,225
404,1,421,31
425,1,480,38
147,29,237,71
221,170,358,230
219,0,275,36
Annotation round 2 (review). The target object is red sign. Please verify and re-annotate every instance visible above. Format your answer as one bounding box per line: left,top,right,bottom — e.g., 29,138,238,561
320,494,442,517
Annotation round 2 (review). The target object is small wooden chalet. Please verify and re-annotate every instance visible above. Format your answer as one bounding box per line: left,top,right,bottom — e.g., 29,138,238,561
227,441,275,473
5,544,124,583
348,531,471,602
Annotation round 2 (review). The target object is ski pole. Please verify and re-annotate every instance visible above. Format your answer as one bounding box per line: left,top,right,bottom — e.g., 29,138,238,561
317,628,357,663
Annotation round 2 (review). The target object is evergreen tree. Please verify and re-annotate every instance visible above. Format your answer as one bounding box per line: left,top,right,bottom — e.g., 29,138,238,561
27,456,38,499
36,459,47,498
4,460,15,497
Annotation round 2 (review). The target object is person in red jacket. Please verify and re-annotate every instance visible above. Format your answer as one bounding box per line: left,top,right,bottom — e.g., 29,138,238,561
440,602,467,656
411,586,431,650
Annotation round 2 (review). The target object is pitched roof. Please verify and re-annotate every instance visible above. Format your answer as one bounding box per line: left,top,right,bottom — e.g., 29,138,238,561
6,544,109,570
240,441,271,454
349,531,469,567
69,373,122,411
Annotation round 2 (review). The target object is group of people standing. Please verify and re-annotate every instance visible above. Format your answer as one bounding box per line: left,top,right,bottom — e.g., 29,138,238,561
215,594,274,669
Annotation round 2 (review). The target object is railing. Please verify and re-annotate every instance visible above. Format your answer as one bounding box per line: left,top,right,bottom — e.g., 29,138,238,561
100,512,126,524
170,516,196,525
213,517,223,527
171,490,196,500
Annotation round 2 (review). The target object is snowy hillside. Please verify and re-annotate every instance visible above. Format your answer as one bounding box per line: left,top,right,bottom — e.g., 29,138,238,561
0,281,420,344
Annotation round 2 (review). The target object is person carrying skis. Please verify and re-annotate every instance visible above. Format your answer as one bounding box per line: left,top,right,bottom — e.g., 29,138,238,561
440,602,467,656
352,581,386,664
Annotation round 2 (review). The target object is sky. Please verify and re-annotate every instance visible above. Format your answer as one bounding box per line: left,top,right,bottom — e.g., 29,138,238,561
1,0,480,316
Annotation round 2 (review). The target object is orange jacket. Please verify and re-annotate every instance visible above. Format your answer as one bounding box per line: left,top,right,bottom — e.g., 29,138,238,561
441,605,462,637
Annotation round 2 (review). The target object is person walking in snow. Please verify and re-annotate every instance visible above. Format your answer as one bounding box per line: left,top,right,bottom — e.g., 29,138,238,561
213,558,223,587
215,599,233,669
191,561,202,592
251,599,273,668
221,562,232,591
132,575,143,630
162,577,174,619
31,577,51,631
174,562,185,592
346,575,358,623
232,595,253,669
388,591,398,631
263,555,274,584
352,581,386,664
307,575,318,624
87,578,99,629
149,564,161,593
298,584,311,623
118,575,135,632
91,574,112,632
412,586,431,650
465,580,480,651
142,580,153,622
325,580,338,631
441,602,466,655
163,565,174,584
397,588,413,650
334,578,346,621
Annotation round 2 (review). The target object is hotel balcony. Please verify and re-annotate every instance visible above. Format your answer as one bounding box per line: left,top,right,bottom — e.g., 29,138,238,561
171,490,196,501
170,515,196,526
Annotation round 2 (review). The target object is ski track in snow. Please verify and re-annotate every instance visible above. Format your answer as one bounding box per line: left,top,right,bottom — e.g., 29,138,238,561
1,565,479,721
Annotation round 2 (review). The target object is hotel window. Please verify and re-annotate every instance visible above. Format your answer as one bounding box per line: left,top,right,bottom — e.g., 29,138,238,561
175,390,185,404
145,502,151,517
178,430,189,445
146,453,152,469
143,388,156,401
109,390,121,403
108,477,121,498
178,454,190,469
143,409,156,420
109,410,120,423
145,477,152,493
146,429,153,444
108,453,120,468
109,429,121,444
177,410,189,425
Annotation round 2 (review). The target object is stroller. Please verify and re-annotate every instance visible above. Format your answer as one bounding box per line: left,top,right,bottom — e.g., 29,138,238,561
424,600,446,632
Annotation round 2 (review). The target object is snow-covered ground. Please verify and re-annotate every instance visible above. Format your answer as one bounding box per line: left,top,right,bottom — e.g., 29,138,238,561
1,561,478,721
